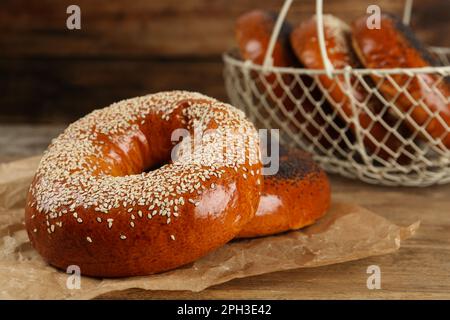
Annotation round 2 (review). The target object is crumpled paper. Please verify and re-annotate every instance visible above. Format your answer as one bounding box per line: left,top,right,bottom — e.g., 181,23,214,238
0,156,419,299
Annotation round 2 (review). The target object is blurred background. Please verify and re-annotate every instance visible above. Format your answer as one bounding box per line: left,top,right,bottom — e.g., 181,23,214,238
0,0,449,124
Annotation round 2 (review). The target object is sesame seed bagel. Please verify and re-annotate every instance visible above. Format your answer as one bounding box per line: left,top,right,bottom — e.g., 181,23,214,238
237,147,330,238
25,91,262,277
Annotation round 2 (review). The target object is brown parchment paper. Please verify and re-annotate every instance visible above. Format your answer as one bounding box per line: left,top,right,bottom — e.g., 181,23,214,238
0,156,419,299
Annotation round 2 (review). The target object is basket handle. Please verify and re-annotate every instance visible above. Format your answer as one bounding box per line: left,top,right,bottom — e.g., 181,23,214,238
262,0,415,77
402,0,414,25
262,0,293,69
315,0,334,78
262,0,335,78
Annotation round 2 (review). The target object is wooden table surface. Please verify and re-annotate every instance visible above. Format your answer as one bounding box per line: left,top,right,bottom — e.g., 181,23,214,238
1,124,449,299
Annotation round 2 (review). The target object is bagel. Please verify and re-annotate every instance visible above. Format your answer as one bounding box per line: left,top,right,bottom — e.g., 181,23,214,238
236,9,295,68
352,13,450,149
290,15,413,162
235,10,341,149
237,147,330,238
235,9,298,118
25,91,263,277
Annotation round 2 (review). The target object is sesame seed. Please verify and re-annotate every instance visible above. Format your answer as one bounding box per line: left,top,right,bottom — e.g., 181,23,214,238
130,221,135,228
86,236,92,243
170,235,176,241
120,235,127,240
26,91,261,243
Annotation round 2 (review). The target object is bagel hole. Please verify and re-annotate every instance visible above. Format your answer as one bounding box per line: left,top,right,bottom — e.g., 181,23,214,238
143,158,170,173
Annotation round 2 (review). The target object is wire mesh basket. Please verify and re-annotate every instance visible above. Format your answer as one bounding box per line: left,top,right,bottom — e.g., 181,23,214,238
223,0,450,187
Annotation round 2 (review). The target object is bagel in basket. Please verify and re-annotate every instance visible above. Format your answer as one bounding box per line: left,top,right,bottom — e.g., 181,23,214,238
290,15,414,163
25,91,263,277
235,9,299,119
352,13,450,149
235,10,341,149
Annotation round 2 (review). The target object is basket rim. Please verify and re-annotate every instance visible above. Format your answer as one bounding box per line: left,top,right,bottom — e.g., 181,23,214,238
223,47,450,75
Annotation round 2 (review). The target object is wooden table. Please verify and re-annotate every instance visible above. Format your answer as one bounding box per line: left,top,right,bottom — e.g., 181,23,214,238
1,124,449,299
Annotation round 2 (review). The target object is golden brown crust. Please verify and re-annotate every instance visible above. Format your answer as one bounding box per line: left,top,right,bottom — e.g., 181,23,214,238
352,14,450,148
25,91,262,277
235,9,297,114
237,147,330,238
290,15,413,162
235,9,296,67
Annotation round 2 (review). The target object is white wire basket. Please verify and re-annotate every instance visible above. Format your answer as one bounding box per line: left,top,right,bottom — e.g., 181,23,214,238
223,0,450,186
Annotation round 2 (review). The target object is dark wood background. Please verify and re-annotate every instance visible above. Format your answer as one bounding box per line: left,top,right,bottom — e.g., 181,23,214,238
1,0,449,123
